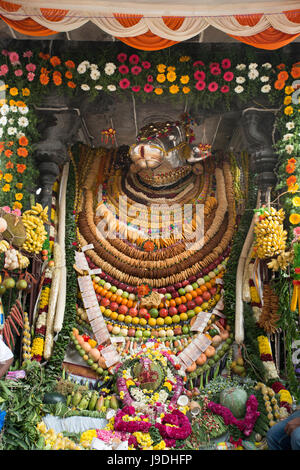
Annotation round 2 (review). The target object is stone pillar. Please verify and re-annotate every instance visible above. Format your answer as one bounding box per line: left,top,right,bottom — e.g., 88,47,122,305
241,109,277,199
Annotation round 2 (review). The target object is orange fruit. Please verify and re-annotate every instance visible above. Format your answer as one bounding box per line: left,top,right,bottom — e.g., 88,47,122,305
127,299,133,308
121,298,128,305
110,294,117,302
191,290,197,298
195,288,202,296
159,302,165,309
106,292,112,299
116,296,123,304
185,293,193,301
205,282,212,290
180,295,187,304
175,297,182,305
169,299,176,307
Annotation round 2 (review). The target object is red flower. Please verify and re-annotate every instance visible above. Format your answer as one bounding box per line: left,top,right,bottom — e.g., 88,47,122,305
223,71,234,82
65,60,75,69
6,161,13,169
221,85,229,93
210,66,221,76
194,70,205,81
147,74,153,82
50,56,61,67
195,80,206,91
117,53,127,62
132,85,141,92
131,65,142,75
119,78,130,89
129,54,139,64
221,58,231,69
208,81,219,92
193,60,205,67
142,61,151,69
144,84,153,93
119,64,129,74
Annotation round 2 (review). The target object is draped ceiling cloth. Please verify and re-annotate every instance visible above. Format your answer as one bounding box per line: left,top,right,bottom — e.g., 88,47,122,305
0,0,300,50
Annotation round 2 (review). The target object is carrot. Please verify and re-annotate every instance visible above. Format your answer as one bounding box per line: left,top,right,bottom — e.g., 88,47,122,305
5,320,14,348
8,316,20,336
3,324,10,347
10,308,23,328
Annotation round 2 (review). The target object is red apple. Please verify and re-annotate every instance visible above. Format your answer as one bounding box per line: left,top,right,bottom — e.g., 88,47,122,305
168,306,178,316
138,308,149,318
159,308,168,318
178,304,187,313
100,298,110,307
129,307,138,317
195,296,204,306
110,302,119,312
210,287,217,296
118,304,128,315
187,300,196,310
202,291,211,301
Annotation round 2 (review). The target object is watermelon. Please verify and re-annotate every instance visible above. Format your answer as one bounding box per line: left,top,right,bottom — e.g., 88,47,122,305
219,387,248,418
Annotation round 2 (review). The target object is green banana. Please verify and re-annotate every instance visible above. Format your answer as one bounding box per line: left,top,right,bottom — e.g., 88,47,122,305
88,391,98,411
72,391,82,406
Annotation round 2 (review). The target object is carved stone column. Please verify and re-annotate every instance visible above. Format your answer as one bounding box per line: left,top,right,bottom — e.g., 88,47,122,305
241,109,277,200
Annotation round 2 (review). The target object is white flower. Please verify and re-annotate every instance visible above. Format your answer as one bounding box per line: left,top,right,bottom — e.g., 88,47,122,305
81,84,90,91
261,84,271,93
10,106,17,113
0,116,7,126
286,121,295,130
18,116,28,127
16,131,25,138
236,76,245,84
89,63,98,70
249,62,258,69
95,85,103,90
262,62,272,69
107,84,116,91
234,85,244,94
236,64,246,71
77,63,87,74
0,128,3,138
260,76,269,82
0,104,9,115
283,133,294,140
285,144,294,154
90,69,101,80
104,62,116,76
18,106,29,115
8,118,14,124
7,126,17,135
248,69,259,80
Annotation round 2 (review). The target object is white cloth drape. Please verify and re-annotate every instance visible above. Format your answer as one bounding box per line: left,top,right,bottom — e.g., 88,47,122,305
0,2,300,39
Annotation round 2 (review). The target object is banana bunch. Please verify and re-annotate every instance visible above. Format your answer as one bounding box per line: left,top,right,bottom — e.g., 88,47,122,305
0,239,10,253
254,207,287,260
17,251,30,269
22,204,48,254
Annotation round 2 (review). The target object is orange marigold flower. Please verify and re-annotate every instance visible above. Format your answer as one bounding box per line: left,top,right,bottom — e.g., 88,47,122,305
39,52,50,60
289,213,300,225
4,173,13,183
50,56,61,67
286,163,296,174
13,201,22,210
278,71,289,81
4,149,13,158
40,74,50,86
288,183,299,193
277,63,286,70
15,182,23,189
5,161,13,169
22,88,30,97
65,60,75,69
67,81,76,89
287,175,297,186
16,164,26,174
274,80,285,90
291,64,300,79
65,71,73,79
15,193,23,201
288,158,297,164
19,136,28,147
17,147,28,158
53,72,62,86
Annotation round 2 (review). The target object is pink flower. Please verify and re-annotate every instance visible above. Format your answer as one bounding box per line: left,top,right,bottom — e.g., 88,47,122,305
210,66,221,76
119,78,130,89
26,63,36,72
12,209,21,216
223,71,234,82
193,60,205,67
23,50,33,58
129,54,139,64
2,206,11,213
147,74,153,82
195,80,206,91
131,65,142,75
132,85,141,92
0,64,9,76
117,53,127,62
27,72,35,82
142,61,151,69
220,85,229,93
9,52,20,64
144,83,153,93
119,64,129,74
221,58,231,69
14,69,23,77
293,226,300,239
208,82,219,92
1,49,8,56
194,70,205,81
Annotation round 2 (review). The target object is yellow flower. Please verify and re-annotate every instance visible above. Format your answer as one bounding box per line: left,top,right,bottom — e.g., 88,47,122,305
179,56,190,62
182,86,191,94
284,95,292,105
180,75,190,84
289,213,300,225
278,390,293,404
284,106,294,115
292,196,300,207
157,64,166,73
2,184,10,192
166,71,176,82
156,73,166,83
285,85,295,95
288,183,299,193
15,192,23,201
4,173,13,183
22,88,30,96
9,87,18,96
154,87,163,95
13,201,22,210
167,66,176,72
9,99,17,106
16,182,23,189
169,84,179,94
